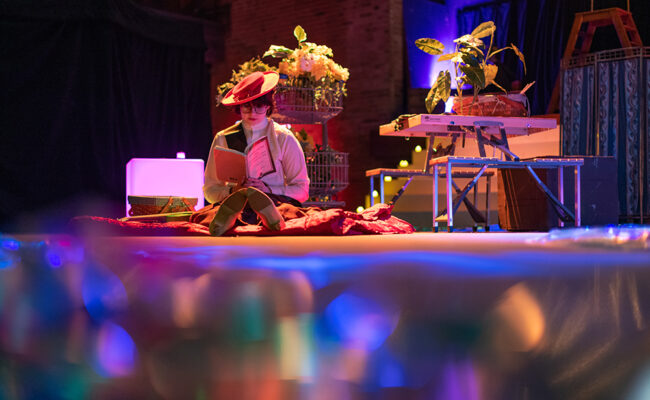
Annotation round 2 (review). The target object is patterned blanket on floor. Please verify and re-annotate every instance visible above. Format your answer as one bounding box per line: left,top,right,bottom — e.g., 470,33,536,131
69,204,414,236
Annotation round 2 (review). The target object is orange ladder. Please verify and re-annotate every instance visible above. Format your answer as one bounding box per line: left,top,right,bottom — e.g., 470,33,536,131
547,7,643,113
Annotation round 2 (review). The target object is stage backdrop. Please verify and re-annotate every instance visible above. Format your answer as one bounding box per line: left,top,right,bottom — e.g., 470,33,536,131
561,47,650,222
0,0,214,230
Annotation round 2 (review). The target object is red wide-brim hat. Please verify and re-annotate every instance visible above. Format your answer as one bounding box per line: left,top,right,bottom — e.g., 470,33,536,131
221,71,280,106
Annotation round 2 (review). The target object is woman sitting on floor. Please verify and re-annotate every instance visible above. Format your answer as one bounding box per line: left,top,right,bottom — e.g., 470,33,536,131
199,71,310,236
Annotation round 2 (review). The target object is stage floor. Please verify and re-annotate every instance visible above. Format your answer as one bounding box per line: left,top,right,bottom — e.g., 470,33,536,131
1,228,649,399
75,228,650,254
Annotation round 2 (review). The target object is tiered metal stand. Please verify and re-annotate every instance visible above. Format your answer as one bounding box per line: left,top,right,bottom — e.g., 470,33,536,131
379,114,584,232
272,84,349,208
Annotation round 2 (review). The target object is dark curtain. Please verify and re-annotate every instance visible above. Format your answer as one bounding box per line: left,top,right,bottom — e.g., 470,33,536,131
0,0,214,231
519,0,579,116
457,1,514,54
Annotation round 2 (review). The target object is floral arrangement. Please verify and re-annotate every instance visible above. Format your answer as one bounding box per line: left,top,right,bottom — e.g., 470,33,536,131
264,26,349,109
416,21,530,114
214,26,350,109
265,26,349,83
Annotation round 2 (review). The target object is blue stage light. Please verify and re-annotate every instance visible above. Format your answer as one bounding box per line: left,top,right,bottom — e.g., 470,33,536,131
1,238,20,251
325,292,399,351
94,322,137,377
82,265,128,321
46,249,63,268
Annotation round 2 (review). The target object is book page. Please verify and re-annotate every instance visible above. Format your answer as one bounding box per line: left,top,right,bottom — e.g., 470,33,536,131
213,146,246,184
246,137,276,179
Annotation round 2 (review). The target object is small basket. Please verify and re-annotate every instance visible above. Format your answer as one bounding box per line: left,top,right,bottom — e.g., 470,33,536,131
271,81,344,124
452,93,529,117
128,196,197,216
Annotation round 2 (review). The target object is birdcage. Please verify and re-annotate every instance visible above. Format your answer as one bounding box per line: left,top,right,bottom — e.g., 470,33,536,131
304,150,349,204
272,80,348,207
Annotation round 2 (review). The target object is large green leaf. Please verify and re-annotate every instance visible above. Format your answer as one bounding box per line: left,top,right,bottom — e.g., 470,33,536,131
425,87,436,114
294,25,307,44
510,43,527,74
425,71,451,113
438,52,459,62
415,38,444,55
471,21,495,38
459,44,484,58
459,65,486,90
454,34,484,48
483,64,506,93
460,52,480,67
484,64,498,84
263,45,293,58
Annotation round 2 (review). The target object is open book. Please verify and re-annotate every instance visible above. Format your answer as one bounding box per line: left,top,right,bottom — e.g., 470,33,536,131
213,136,276,185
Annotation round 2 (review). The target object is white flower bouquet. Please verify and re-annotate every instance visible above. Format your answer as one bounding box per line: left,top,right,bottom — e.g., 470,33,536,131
264,26,349,109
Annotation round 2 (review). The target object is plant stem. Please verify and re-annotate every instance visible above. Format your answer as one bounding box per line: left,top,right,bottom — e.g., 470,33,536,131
454,43,464,114
485,32,494,70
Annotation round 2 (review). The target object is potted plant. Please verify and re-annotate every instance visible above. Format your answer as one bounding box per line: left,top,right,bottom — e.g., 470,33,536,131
416,21,533,116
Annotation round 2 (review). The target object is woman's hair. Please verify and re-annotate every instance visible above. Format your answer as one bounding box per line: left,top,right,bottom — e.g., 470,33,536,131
232,90,276,116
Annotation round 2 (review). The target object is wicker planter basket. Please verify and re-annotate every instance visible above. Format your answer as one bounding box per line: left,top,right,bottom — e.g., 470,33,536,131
452,93,529,117
128,196,197,216
271,78,349,206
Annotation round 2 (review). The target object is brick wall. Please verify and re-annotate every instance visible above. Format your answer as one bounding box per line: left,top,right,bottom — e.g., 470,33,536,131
208,0,417,209
138,0,419,209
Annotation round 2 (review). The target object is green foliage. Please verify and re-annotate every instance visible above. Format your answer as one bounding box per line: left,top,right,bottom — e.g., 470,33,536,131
425,71,451,113
293,128,315,152
263,45,293,58
415,38,444,55
470,21,496,38
416,21,529,112
262,26,350,108
215,25,349,109
294,25,307,44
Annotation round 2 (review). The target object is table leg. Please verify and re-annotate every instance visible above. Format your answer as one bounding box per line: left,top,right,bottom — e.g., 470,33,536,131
424,133,435,173
473,178,478,231
525,166,574,223
558,167,564,228
447,160,453,232
486,174,491,231
575,165,581,227
433,165,439,232
380,172,385,204
450,177,486,224
370,176,375,206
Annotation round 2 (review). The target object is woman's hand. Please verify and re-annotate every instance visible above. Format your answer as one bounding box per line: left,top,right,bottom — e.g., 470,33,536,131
243,177,268,192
